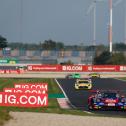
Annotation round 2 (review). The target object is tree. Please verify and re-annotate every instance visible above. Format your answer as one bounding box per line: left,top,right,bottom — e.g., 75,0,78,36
113,43,126,51
95,44,106,57
94,51,126,65
107,53,126,65
60,60,73,65
42,40,56,50
56,42,64,50
0,35,8,49
41,40,64,50
94,51,111,65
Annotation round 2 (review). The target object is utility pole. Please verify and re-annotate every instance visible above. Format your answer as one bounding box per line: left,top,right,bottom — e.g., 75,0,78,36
93,1,96,46
109,0,113,53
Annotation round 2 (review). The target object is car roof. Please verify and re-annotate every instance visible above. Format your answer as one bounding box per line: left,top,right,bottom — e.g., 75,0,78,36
97,90,118,94
102,91,118,94
91,73,99,74
74,73,80,75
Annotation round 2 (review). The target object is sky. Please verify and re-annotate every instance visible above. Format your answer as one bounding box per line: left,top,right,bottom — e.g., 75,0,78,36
0,0,125,45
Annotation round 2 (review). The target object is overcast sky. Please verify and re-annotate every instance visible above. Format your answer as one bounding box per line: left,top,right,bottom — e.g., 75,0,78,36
0,0,125,45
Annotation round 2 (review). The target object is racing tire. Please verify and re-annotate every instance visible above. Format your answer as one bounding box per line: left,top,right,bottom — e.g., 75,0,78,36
88,105,94,110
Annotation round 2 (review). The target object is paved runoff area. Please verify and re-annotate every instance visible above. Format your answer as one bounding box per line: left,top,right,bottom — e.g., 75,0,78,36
4,112,126,126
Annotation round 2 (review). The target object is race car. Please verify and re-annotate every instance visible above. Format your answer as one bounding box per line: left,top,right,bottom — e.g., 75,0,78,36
66,73,80,79
75,78,92,90
88,90,126,110
89,73,100,78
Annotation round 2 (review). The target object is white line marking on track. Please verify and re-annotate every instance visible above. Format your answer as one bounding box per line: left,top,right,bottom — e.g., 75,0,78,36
55,78,77,109
55,79,96,114
55,79,68,98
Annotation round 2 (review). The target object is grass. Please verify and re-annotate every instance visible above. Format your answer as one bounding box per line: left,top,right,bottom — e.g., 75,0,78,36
118,77,126,80
0,78,62,125
0,78,94,126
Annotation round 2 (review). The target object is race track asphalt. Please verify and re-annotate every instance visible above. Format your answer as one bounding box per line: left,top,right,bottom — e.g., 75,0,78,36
56,78,126,116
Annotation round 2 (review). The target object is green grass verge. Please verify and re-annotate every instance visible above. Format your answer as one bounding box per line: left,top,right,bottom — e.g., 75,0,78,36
0,78,95,125
0,78,62,125
118,77,126,80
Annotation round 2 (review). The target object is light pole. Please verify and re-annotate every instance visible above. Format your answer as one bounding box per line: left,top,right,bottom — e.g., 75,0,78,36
109,0,113,53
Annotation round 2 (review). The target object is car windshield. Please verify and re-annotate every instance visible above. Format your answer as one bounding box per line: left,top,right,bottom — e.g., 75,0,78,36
78,81,89,83
93,73,98,75
102,92,118,98
74,74,79,76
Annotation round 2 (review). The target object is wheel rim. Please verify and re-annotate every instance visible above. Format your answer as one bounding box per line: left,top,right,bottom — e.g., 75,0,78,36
89,105,93,110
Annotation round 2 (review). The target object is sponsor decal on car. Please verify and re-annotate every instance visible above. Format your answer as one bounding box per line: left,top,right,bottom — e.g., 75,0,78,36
108,103,115,106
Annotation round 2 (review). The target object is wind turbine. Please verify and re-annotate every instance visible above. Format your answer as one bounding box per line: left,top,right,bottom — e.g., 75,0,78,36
20,0,23,43
113,0,123,7
86,0,105,46
87,0,123,53
113,0,125,44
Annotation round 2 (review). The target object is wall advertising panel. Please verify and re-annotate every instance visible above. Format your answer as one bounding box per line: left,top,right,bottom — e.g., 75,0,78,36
26,65,126,72
0,92,48,107
27,65,60,71
87,65,117,72
14,83,48,91
0,70,20,74
4,88,46,94
61,65,83,72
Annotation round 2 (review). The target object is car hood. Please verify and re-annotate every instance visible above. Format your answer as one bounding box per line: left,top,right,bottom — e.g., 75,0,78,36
78,83,90,86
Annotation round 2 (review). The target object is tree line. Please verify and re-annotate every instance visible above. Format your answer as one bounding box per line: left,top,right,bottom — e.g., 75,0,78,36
1,35,126,64
1,35,126,51
94,51,126,65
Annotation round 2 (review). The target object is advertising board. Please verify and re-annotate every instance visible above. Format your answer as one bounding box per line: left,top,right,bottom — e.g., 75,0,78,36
0,92,48,107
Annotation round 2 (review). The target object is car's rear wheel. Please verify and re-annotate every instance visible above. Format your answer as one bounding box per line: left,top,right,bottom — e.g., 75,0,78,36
88,105,94,110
